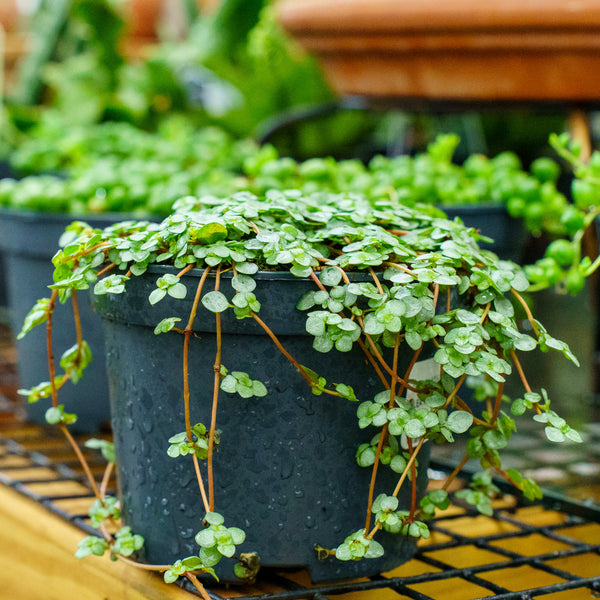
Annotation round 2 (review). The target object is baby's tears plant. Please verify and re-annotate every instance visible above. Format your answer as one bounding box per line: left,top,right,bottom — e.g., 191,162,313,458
19,188,582,596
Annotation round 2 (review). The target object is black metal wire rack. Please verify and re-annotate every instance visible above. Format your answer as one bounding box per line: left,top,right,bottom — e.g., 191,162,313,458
1,420,600,600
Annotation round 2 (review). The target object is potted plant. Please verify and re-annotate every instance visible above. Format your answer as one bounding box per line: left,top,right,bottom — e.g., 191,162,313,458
0,119,260,431
19,188,582,593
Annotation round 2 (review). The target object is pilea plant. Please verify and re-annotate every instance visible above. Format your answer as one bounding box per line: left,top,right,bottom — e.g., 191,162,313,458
19,189,582,595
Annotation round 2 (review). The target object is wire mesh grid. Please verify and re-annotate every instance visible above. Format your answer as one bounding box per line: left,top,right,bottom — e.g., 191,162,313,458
1,419,599,600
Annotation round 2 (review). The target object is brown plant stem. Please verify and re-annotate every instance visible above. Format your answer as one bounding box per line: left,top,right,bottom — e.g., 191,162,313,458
364,334,402,531
96,262,116,278
392,437,425,498
407,437,417,522
251,312,316,389
46,289,59,408
369,268,384,294
185,573,213,600
68,241,111,261
177,264,195,278
509,349,541,415
360,327,416,391
193,453,210,515
479,302,491,324
443,374,468,409
183,267,211,507
511,289,540,337
309,268,389,389
442,453,470,492
59,423,101,499
99,461,114,499
71,290,83,348
432,283,439,313
208,265,222,511
356,338,390,389
117,555,171,571
384,262,417,278
490,381,505,425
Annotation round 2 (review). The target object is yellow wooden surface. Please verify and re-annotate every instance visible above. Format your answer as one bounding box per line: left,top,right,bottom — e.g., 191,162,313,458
0,484,191,600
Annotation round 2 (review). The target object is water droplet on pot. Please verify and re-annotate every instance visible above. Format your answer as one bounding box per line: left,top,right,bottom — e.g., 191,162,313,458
280,456,295,479
277,495,288,506
161,498,169,506
295,490,304,498
142,418,153,433
178,470,195,488
125,417,134,430
296,395,314,416
305,516,315,529
144,496,152,507
180,528,194,539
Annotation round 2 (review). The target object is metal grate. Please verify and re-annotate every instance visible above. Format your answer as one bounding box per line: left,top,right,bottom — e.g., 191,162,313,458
1,420,600,600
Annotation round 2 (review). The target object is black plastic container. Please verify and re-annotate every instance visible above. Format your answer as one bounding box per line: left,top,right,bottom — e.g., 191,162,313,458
92,267,430,583
443,204,528,263
0,208,135,432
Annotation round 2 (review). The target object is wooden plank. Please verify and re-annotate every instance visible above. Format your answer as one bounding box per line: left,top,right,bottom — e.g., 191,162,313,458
0,484,193,600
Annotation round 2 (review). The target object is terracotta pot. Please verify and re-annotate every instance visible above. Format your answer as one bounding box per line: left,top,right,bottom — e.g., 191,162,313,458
277,0,600,104
122,0,163,40
0,0,19,32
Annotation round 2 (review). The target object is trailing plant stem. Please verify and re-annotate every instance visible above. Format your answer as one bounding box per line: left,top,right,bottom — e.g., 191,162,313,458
59,423,101,499
392,437,425,498
208,265,223,511
442,453,470,492
46,290,59,408
71,290,83,348
182,267,211,510
511,289,540,337
185,573,213,600
100,461,114,499
251,312,316,389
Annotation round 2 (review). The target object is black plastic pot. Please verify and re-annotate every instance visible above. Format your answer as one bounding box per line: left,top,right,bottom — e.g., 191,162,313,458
0,162,17,313
0,208,136,432
443,204,528,263
92,267,430,583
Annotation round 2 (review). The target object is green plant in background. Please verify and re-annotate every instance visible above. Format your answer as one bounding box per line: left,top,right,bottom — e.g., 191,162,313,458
18,188,581,595
0,127,571,221
2,0,344,162
524,133,600,295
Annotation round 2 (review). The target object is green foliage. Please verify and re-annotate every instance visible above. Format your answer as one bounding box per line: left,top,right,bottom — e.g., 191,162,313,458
18,378,63,404
23,182,583,576
150,274,188,305
167,423,218,461
84,438,116,463
220,367,267,398
164,557,217,584
17,298,51,339
335,529,385,561
88,496,121,527
523,133,600,294
195,513,246,566
75,535,109,559
45,404,77,426
112,527,144,559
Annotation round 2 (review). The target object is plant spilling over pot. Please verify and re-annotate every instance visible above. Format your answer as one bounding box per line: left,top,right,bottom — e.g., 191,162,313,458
19,189,581,593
